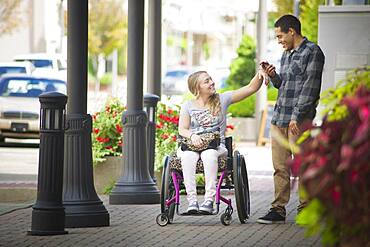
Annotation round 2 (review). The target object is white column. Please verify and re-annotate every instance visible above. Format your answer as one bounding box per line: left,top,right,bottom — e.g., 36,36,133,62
255,0,268,141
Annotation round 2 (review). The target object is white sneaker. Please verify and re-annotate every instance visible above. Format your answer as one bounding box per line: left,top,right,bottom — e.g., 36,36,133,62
187,201,199,214
199,200,213,214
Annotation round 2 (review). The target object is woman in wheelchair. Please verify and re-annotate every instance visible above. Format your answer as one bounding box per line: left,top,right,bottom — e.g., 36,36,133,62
156,69,267,226
177,70,265,214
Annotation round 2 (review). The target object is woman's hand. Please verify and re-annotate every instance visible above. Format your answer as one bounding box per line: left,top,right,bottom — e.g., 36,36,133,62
190,134,203,147
258,68,269,86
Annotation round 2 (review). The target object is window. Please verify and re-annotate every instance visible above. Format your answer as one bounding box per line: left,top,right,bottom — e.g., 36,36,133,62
0,67,26,76
0,78,66,97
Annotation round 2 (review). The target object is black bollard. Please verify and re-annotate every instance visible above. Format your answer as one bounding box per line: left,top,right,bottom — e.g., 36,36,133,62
144,93,160,182
28,92,68,236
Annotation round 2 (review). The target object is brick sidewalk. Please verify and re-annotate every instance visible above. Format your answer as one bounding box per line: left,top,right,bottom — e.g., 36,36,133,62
0,177,321,247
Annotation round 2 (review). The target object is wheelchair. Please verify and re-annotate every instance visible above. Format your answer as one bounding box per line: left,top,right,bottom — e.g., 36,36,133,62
156,136,250,226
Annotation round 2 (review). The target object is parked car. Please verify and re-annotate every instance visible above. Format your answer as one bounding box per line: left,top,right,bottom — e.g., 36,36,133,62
0,62,35,77
13,53,67,80
162,68,192,95
0,74,66,142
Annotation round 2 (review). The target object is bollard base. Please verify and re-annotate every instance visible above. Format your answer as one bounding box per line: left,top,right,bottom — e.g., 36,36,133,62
109,182,160,204
65,212,110,228
109,192,160,204
27,229,68,236
29,208,67,235
63,200,110,228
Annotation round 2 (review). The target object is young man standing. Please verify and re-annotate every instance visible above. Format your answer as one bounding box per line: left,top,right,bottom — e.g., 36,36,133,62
257,15,325,224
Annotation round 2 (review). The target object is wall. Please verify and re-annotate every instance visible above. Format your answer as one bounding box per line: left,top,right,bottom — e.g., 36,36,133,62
0,0,64,62
318,5,370,93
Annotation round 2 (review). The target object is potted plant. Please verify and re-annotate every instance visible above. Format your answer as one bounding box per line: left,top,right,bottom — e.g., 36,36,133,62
292,67,370,246
92,98,125,194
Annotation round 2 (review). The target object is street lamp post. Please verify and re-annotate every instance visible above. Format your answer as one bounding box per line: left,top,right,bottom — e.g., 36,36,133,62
62,0,109,227
144,93,160,182
28,92,68,236
109,0,160,204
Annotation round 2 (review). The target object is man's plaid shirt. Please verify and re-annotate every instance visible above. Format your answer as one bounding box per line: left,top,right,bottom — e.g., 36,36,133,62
270,38,325,127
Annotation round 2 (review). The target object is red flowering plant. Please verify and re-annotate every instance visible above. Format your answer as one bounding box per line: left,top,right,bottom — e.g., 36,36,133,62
92,98,125,165
154,102,180,171
292,73,370,246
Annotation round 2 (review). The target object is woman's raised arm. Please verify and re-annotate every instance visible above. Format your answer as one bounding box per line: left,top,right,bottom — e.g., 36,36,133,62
230,70,267,104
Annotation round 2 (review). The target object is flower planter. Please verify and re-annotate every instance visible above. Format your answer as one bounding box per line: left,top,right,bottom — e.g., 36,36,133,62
93,156,123,194
94,156,163,194
227,117,257,141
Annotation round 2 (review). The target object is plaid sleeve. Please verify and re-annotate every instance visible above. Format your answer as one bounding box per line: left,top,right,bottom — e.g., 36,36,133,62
291,48,325,122
271,73,282,89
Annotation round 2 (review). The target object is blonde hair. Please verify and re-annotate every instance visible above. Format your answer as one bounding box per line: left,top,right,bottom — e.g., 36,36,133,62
188,71,221,116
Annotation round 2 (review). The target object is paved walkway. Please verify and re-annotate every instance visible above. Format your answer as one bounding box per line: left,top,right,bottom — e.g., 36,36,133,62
0,142,321,246
0,185,320,247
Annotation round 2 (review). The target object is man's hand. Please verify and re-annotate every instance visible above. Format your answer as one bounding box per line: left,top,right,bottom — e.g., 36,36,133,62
260,61,276,78
288,120,300,135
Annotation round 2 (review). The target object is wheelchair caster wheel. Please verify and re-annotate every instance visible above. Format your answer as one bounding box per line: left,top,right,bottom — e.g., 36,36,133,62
156,213,169,227
220,213,232,226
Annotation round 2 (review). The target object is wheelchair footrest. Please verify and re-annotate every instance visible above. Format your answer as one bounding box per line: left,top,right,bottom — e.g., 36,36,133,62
179,211,217,216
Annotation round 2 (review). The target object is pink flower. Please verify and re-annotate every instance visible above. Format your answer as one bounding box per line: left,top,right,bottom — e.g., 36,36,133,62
226,124,235,130
96,137,110,143
330,186,341,206
349,170,359,183
359,106,369,121
115,124,123,133
156,123,163,129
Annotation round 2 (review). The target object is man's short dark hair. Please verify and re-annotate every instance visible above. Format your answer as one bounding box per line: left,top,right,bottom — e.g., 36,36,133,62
274,15,301,35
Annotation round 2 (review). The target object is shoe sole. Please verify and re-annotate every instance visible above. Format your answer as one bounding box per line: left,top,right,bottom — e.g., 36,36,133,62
199,210,213,215
257,219,285,224
187,209,198,214
199,208,213,214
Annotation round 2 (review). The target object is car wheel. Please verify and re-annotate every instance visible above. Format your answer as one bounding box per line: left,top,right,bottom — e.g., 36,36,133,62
0,135,5,143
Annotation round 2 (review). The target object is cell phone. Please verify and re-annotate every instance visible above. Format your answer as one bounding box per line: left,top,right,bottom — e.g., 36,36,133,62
260,62,269,69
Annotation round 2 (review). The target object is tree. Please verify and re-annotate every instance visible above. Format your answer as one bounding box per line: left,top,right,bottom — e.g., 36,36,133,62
300,0,325,44
88,0,127,80
0,0,23,37
271,0,294,20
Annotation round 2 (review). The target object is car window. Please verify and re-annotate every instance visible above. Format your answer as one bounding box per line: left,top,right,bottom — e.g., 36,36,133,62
0,78,66,97
0,67,26,76
165,70,188,78
15,59,53,69
2,79,30,95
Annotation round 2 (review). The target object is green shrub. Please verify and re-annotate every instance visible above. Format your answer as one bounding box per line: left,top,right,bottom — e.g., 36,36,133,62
226,35,256,88
300,0,325,44
228,95,256,117
220,86,278,118
267,86,278,101
100,72,112,86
